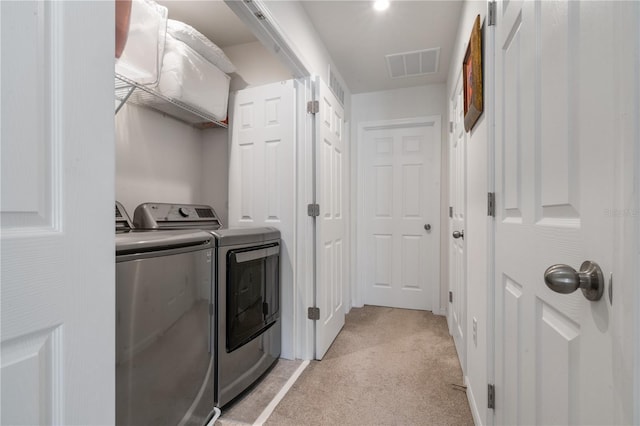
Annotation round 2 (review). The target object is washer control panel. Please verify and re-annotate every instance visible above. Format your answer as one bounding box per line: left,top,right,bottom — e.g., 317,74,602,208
133,203,223,230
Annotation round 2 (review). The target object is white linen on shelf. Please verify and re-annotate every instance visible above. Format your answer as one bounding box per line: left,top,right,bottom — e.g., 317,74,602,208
152,34,231,121
116,0,168,85
166,19,236,74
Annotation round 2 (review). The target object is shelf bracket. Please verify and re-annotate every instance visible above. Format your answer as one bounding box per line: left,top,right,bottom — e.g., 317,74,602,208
115,84,136,115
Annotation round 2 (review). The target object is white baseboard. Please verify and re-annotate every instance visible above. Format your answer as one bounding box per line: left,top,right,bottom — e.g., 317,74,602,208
465,376,483,426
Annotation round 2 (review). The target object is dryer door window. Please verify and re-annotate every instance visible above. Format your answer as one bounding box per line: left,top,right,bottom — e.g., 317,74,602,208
226,243,279,352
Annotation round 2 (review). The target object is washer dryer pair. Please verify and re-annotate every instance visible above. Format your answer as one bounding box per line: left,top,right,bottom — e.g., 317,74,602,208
133,203,282,408
115,202,215,426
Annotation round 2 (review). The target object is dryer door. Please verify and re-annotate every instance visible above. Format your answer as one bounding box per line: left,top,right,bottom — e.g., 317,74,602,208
226,243,280,352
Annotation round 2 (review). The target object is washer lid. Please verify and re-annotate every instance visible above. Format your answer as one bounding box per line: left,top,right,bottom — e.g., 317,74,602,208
211,227,280,247
116,229,212,255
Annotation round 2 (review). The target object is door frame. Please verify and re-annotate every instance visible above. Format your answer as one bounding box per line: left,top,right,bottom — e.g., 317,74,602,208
355,116,442,310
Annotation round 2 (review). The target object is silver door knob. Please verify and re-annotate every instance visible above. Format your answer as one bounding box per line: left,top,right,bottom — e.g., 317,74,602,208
543,261,604,301
452,230,464,239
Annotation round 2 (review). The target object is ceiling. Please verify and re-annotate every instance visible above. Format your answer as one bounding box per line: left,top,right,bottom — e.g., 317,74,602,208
155,1,463,94
301,1,463,94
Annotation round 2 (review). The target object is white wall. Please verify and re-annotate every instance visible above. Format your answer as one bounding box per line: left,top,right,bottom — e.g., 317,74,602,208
201,128,230,226
115,104,204,216
351,85,449,314
351,85,445,122
262,3,341,89
223,41,292,92
445,1,491,425
114,106,249,230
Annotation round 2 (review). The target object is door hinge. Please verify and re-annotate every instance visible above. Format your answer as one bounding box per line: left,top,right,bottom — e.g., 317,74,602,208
449,206,453,218
307,203,320,217
449,121,454,133
307,100,319,114
487,192,496,217
449,291,453,303
488,384,495,409
308,307,320,320
488,1,497,26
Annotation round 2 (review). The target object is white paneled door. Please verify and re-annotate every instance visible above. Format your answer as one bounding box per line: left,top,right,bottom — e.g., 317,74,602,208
494,0,635,424
228,80,296,359
449,76,466,372
1,1,115,424
360,117,441,311
315,78,346,359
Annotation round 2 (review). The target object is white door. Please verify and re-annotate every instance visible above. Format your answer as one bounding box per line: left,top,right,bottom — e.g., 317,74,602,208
315,78,346,359
1,2,115,424
228,80,296,360
494,0,635,424
449,77,466,371
360,118,441,311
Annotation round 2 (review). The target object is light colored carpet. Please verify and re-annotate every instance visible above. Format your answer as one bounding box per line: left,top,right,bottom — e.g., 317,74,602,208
265,306,473,426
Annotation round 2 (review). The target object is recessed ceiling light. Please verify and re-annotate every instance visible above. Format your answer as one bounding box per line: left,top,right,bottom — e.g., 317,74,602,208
373,0,390,12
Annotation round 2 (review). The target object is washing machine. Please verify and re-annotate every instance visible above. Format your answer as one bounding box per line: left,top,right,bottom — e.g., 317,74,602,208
133,203,281,407
115,202,216,425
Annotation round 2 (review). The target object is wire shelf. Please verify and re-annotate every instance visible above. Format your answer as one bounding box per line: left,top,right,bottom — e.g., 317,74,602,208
115,73,228,129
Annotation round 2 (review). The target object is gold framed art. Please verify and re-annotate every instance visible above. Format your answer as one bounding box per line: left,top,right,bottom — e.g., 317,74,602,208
463,15,483,132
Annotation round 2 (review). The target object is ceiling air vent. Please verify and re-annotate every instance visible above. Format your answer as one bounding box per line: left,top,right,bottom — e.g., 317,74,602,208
385,47,440,79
